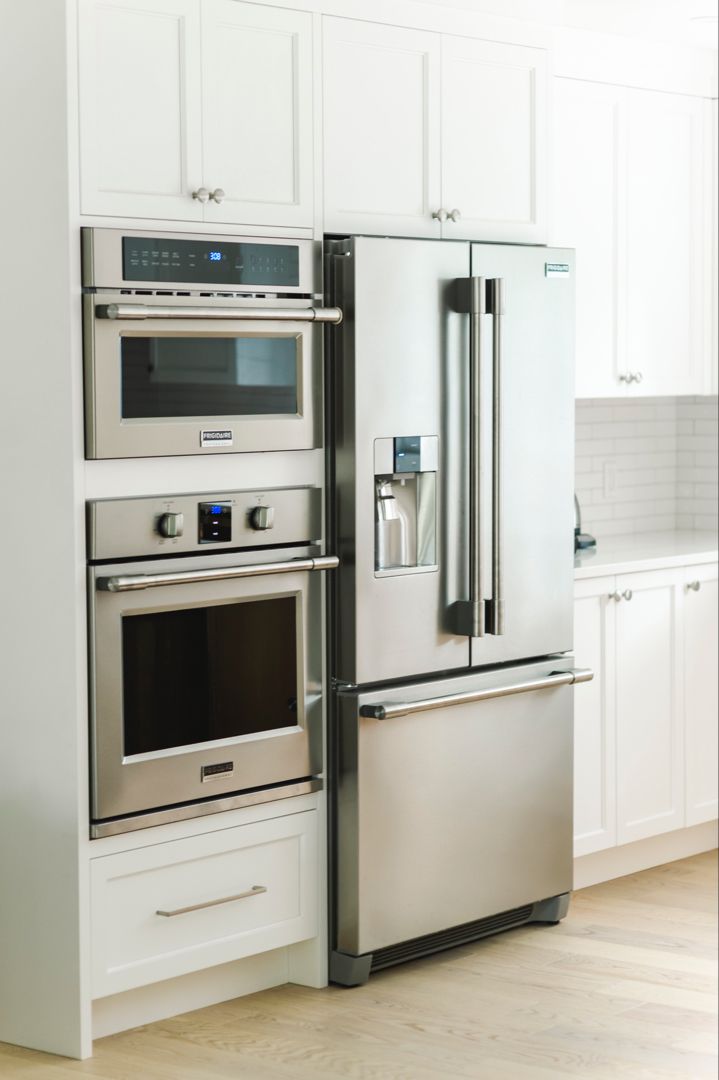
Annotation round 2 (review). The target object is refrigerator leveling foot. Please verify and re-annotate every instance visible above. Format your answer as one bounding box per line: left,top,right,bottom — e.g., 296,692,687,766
529,891,571,925
330,949,373,987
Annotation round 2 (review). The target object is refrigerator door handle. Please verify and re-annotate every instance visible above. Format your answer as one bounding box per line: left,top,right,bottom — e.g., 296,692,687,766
451,276,488,637
487,277,504,636
359,668,594,720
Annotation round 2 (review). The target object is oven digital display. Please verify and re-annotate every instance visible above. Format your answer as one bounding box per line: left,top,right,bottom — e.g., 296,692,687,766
122,237,300,287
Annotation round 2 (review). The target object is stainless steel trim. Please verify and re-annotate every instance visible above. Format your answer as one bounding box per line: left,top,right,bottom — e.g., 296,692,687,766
97,554,339,593
489,277,504,636
156,885,267,917
687,580,702,592
90,779,322,838
358,668,594,720
96,303,343,324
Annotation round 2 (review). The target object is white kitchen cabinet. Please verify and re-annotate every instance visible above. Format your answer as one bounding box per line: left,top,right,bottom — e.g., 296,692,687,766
625,89,705,396
683,564,719,826
574,559,718,858
614,568,683,844
573,578,617,856
440,36,546,243
79,0,314,228
551,79,708,397
323,18,547,242
91,809,318,998
552,79,625,398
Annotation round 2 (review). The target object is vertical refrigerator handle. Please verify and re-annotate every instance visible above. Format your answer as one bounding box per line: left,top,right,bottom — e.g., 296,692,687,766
450,276,504,639
488,277,504,637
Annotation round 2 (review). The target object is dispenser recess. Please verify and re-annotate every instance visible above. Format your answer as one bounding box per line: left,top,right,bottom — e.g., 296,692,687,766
374,436,438,575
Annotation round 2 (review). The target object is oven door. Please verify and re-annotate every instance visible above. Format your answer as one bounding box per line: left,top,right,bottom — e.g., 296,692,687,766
83,294,327,459
89,548,325,824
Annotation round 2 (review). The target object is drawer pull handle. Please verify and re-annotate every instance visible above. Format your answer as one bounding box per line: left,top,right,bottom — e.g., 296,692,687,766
156,884,267,917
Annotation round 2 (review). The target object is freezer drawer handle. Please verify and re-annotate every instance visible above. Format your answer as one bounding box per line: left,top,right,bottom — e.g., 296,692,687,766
156,885,267,918
96,303,343,324
359,668,594,721
97,555,340,592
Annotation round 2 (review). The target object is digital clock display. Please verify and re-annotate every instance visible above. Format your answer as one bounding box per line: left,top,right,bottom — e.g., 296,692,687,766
122,238,300,287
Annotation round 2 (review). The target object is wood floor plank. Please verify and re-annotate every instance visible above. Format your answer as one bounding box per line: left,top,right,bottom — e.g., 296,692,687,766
0,851,716,1079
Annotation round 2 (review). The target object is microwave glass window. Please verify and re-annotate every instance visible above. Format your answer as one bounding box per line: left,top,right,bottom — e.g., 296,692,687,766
122,597,299,756
120,335,298,419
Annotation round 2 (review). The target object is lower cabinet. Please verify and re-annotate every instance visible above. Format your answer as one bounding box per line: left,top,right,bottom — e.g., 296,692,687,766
573,562,718,857
91,809,318,998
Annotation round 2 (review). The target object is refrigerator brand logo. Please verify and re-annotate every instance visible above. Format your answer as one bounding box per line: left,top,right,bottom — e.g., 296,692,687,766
545,262,571,278
201,429,233,448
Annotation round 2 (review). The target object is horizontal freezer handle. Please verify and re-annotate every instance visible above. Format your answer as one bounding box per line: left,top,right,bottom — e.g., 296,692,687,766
359,668,594,721
96,303,343,324
97,555,339,593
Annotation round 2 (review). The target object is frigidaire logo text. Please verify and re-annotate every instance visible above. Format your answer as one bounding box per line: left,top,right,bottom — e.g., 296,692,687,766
202,430,232,441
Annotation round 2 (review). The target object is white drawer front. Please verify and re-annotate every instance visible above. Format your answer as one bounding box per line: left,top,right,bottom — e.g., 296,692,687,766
91,810,318,997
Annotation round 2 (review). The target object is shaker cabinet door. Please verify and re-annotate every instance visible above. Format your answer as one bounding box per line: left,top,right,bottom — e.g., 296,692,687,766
78,0,204,220
551,79,627,398
615,569,684,845
322,18,441,238
683,564,719,826
625,89,705,396
441,36,547,243
201,1,314,228
573,580,617,857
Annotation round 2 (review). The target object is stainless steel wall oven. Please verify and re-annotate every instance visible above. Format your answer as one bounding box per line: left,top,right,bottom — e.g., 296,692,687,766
87,486,337,838
81,229,341,459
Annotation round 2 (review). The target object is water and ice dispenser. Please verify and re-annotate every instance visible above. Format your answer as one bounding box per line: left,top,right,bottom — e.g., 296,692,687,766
374,436,438,574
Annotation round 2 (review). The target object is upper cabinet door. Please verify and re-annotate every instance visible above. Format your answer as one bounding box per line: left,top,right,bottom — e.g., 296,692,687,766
201,1,314,228
441,36,547,243
78,0,204,220
323,18,441,238
552,79,627,398
625,89,705,395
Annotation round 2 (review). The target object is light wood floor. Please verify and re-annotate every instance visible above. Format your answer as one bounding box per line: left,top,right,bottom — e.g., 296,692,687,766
1,852,716,1079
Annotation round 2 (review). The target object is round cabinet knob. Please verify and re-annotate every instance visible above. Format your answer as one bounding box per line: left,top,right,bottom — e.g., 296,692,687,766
192,187,210,203
687,580,701,592
157,512,184,539
432,208,449,222
209,188,226,204
633,371,643,384
448,208,461,223
249,505,275,531
619,372,632,383
608,591,622,601
622,589,633,601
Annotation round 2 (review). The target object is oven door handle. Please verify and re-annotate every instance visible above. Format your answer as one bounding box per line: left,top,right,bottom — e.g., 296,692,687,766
97,555,340,592
95,303,343,324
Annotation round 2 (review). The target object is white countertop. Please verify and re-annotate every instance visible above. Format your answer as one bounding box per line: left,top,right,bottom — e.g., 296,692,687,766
574,530,718,579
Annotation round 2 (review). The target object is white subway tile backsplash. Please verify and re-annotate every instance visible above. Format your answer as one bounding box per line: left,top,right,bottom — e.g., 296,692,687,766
575,396,718,541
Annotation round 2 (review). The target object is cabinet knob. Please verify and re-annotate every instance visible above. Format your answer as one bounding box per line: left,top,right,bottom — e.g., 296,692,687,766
622,589,633,601
448,208,461,223
687,580,701,592
619,372,633,383
609,591,622,601
192,187,210,203
432,208,449,222
633,371,643,384
209,188,226,205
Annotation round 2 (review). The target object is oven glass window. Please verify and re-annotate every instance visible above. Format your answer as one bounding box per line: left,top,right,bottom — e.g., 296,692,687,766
120,336,298,419
122,597,299,756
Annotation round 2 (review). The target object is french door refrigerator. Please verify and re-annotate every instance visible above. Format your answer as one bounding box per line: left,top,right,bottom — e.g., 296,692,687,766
325,236,592,986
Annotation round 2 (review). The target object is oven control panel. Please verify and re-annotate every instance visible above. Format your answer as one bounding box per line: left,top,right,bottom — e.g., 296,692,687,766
199,502,232,543
87,487,322,561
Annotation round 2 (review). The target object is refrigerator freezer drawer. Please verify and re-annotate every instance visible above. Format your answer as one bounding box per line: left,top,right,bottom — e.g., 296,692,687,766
335,659,576,957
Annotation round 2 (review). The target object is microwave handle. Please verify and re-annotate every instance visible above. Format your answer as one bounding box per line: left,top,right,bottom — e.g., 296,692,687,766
96,303,343,324
97,555,339,593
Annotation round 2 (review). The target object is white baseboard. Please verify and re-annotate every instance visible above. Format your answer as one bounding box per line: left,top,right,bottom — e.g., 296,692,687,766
573,820,718,891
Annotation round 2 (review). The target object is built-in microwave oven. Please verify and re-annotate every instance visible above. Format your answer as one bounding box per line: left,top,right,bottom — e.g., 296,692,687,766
81,228,342,459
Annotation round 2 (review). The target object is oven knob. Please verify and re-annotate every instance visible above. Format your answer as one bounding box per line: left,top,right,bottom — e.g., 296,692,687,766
157,512,184,539
250,505,275,531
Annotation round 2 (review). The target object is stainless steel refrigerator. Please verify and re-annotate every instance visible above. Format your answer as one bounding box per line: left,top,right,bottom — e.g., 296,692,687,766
325,236,592,986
